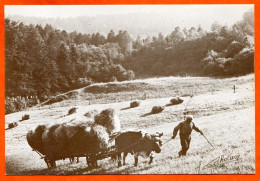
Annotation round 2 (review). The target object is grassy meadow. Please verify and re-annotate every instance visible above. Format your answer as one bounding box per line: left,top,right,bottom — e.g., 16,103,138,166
5,74,255,175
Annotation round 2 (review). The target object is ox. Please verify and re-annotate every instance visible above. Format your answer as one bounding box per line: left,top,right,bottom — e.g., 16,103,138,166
115,131,163,167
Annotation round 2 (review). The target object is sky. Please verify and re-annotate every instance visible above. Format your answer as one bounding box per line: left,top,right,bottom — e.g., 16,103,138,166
4,5,254,30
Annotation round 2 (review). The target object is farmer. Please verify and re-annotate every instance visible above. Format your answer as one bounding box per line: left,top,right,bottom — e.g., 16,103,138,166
172,115,203,156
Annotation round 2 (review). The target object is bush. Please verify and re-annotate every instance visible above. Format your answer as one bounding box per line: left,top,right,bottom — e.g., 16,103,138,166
130,100,141,108
5,98,16,114
151,106,165,114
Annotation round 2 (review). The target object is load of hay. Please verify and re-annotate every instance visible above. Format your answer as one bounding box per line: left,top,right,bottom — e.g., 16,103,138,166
37,121,110,161
26,108,120,161
130,100,141,108
84,109,99,118
94,109,120,134
151,106,165,114
170,97,184,105
68,107,77,115
26,125,47,155
91,125,110,152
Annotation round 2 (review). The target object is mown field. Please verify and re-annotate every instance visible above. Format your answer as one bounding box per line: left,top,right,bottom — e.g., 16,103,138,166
5,74,255,175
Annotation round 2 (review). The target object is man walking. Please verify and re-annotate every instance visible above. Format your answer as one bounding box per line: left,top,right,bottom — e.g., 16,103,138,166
172,115,203,156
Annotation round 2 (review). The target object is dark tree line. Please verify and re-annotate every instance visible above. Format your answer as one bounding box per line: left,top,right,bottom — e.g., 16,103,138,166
5,20,134,113
124,9,254,77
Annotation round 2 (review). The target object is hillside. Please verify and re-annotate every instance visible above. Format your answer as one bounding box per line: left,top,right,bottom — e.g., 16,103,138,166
5,74,255,174
5,9,254,111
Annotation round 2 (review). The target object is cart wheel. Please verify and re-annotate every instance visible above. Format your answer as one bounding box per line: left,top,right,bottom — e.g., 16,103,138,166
86,156,98,168
51,160,56,168
44,158,56,168
44,158,51,168
93,160,98,168
86,156,92,168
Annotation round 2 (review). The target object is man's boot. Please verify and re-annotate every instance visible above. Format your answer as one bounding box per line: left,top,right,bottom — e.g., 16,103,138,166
178,150,182,157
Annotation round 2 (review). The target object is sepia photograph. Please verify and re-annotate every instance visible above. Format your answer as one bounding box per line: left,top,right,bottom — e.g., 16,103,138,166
4,4,255,175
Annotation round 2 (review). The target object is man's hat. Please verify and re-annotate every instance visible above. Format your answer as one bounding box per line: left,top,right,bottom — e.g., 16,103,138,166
185,115,193,121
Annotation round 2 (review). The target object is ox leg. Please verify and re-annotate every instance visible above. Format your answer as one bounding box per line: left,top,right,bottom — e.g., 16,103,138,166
123,152,128,165
149,152,154,164
117,152,123,167
149,156,154,164
86,155,97,168
134,154,138,167
69,157,74,164
45,158,56,168
86,156,92,168
44,158,51,168
93,159,98,168
50,160,56,168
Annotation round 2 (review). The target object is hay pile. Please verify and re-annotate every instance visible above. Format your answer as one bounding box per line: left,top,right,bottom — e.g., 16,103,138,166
170,97,184,105
151,106,165,114
22,114,30,121
68,107,77,115
130,101,141,108
8,122,18,129
94,109,120,134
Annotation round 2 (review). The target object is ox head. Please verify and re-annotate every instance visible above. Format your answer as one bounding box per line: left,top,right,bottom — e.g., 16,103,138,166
144,133,162,153
151,132,163,146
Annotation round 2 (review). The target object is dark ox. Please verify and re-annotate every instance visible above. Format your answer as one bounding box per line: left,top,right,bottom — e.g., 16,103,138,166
115,131,163,167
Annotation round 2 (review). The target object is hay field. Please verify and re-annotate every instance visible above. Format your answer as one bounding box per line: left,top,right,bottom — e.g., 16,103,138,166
5,74,255,175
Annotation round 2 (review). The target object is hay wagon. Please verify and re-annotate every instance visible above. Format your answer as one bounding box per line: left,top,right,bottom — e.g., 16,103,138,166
33,134,120,169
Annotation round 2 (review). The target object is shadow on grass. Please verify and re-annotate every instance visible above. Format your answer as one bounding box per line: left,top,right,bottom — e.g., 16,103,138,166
120,107,132,111
165,103,183,107
18,164,93,175
55,115,66,119
86,162,155,175
16,158,165,175
165,103,174,107
5,127,17,130
140,112,153,117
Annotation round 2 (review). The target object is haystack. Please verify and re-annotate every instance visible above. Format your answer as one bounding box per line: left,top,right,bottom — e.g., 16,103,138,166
170,97,184,105
94,109,120,134
151,106,165,114
8,122,18,129
22,114,30,120
68,107,77,115
130,100,141,108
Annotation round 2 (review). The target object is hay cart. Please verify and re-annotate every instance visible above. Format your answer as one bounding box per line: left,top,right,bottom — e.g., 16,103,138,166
33,135,120,169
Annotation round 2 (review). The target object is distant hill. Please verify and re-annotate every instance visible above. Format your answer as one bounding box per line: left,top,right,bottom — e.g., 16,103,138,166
7,13,206,37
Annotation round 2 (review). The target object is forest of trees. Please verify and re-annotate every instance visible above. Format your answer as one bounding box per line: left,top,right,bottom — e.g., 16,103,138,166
124,9,254,77
5,9,254,114
5,20,134,113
